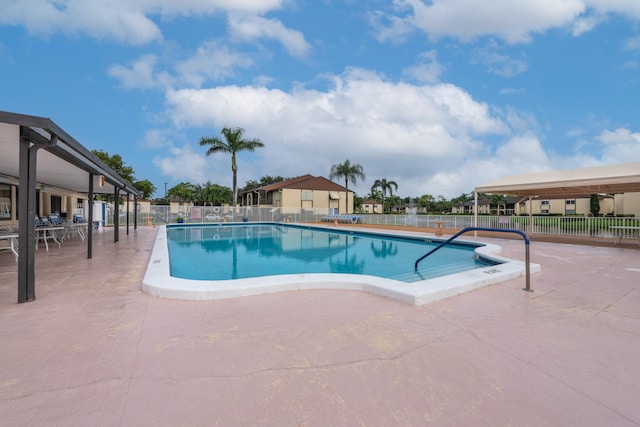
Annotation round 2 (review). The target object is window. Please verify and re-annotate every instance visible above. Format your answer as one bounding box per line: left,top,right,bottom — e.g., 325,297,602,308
0,184,10,220
540,200,549,214
301,190,313,201
51,195,62,213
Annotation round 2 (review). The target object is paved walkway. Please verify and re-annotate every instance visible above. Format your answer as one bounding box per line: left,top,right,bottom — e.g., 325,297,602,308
0,226,639,426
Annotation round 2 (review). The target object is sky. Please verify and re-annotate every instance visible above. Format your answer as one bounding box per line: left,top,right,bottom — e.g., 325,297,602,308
2,0,640,200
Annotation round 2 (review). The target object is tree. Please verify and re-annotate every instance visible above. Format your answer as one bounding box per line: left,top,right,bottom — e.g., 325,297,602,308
371,178,398,213
590,194,600,217
168,182,197,206
200,182,233,206
491,194,507,215
90,150,139,203
199,127,265,207
329,160,365,214
354,195,363,213
134,179,156,200
386,195,403,212
434,194,451,213
241,176,288,193
417,194,435,212
92,150,136,184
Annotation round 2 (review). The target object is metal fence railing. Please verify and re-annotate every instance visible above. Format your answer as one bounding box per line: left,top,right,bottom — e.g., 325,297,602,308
108,204,639,240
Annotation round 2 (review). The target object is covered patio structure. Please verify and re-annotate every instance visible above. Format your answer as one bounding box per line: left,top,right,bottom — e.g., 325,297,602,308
474,162,640,232
0,111,142,303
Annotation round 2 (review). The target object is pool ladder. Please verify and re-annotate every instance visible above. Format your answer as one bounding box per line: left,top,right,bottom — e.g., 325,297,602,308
414,227,533,292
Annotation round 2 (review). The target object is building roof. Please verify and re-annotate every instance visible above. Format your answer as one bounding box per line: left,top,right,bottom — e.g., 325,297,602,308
460,196,521,207
0,111,141,196
256,175,351,193
475,162,640,197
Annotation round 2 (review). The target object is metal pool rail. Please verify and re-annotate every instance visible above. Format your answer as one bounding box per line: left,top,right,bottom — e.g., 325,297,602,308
414,227,533,292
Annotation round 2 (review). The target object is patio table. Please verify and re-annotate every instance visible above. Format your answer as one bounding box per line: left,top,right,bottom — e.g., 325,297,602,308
0,232,19,261
61,222,87,241
35,226,64,251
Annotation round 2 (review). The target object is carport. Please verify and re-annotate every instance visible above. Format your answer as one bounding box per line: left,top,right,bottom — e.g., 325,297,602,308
474,162,640,231
0,111,142,303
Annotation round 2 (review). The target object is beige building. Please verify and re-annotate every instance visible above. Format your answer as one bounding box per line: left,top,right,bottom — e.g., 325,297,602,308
241,175,355,214
361,199,383,214
518,195,615,216
453,194,632,216
614,192,640,216
1,176,91,226
453,196,521,215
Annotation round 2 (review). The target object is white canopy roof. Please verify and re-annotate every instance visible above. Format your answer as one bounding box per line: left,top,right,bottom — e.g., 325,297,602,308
0,111,140,196
475,162,640,197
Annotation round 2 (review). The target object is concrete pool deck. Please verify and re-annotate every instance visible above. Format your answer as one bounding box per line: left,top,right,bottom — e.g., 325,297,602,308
0,226,639,425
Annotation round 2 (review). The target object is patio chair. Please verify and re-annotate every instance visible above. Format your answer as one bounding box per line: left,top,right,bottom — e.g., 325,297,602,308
49,213,61,225
35,215,50,227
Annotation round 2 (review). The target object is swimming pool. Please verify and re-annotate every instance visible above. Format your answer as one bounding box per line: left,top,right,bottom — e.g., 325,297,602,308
143,223,540,305
166,223,495,281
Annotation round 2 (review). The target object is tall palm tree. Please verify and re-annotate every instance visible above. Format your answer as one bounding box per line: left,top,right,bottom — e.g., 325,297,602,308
371,178,398,213
491,194,507,215
199,127,264,208
329,160,366,214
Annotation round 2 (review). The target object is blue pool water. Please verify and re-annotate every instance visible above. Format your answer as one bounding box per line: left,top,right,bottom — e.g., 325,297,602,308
166,223,499,283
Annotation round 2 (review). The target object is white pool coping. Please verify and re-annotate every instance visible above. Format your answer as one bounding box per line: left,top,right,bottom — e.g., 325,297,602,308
142,224,541,306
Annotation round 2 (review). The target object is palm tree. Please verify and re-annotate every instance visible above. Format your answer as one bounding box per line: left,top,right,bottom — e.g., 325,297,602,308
199,127,264,208
491,194,507,215
371,178,398,213
329,160,366,214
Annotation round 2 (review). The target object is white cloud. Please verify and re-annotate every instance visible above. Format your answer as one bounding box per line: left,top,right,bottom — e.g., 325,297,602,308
161,68,514,197
109,41,256,89
499,88,526,95
596,128,640,163
175,40,255,87
367,8,416,44
503,108,540,134
470,42,528,77
402,50,445,83
142,128,175,149
392,0,586,44
108,54,173,89
374,0,640,45
153,0,288,16
584,0,640,19
228,14,311,58
571,14,605,36
0,0,162,45
152,144,210,184
0,0,289,45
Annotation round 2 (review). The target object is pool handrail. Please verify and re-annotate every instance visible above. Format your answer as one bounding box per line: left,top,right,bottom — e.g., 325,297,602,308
414,227,533,292
152,215,168,224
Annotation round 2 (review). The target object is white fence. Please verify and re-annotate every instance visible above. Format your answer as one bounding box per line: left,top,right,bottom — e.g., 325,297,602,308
110,205,639,239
